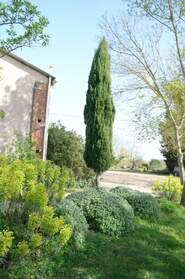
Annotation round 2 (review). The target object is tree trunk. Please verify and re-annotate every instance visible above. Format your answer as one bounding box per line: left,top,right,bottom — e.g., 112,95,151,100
174,127,185,206
95,172,101,187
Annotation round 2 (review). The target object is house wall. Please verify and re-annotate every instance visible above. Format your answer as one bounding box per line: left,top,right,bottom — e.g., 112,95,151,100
0,55,48,154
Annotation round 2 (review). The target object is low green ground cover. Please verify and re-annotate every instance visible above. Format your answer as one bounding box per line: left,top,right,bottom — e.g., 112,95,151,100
60,199,185,279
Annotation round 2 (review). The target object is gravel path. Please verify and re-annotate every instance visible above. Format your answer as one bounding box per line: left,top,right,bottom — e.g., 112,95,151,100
100,170,167,194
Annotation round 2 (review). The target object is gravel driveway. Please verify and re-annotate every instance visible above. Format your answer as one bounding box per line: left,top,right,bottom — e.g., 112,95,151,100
100,170,167,194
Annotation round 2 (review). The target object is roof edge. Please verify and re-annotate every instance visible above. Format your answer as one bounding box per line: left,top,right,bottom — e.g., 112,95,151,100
4,52,56,86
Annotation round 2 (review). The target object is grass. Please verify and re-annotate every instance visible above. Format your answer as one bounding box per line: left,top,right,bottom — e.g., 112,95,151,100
59,200,185,279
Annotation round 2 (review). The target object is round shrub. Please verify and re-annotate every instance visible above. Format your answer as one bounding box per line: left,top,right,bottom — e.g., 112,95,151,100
67,188,134,237
55,199,88,247
111,187,160,221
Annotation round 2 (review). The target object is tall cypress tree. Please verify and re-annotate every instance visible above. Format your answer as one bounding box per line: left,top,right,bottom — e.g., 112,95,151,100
84,38,115,186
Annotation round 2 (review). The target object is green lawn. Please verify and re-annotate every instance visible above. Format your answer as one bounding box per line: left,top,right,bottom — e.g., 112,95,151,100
60,201,185,279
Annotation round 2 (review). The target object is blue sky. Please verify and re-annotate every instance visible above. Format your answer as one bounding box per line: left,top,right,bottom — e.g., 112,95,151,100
15,0,163,161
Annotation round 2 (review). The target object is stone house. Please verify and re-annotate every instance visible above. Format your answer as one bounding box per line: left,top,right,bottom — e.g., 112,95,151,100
0,53,56,159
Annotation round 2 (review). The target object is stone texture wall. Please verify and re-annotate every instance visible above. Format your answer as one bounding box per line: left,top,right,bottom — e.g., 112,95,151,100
31,81,48,158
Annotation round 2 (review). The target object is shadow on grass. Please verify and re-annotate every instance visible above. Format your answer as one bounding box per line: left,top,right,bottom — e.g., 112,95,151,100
59,220,185,279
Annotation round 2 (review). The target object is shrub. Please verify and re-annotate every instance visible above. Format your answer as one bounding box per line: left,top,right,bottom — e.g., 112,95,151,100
7,134,38,161
67,188,134,237
111,187,160,221
153,176,182,201
60,166,77,189
0,158,73,276
33,159,71,195
77,176,96,189
149,159,165,171
0,230,14,257
47,122,95,180
56,199,88,247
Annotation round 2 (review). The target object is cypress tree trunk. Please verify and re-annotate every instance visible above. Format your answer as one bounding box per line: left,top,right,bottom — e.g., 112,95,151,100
95,172,101,187
84,38,115,187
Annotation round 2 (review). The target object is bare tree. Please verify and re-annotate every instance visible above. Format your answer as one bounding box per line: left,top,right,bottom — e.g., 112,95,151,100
101,0,185,205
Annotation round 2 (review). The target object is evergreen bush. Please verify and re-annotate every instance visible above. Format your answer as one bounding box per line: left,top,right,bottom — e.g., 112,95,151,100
67,188,134,236
56,199,89,247
111,187,160,221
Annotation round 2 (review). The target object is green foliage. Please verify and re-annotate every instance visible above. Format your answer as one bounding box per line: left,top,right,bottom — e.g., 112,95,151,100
153,176,183,201
164,80,185,114
0,159,70,204
0,158,73,275
59,224,73,246
25,184,48,210
38,206,65,236
129,0,185,22
28,205,73,242
60,166,77,189
114,148,132,170
30,160,73,201
0,163,25,200
160,141,178,173
111,187,160,221
0,155,7,166
61,201,185,279
56,199,89,247
67,188,134,237
159,113,185,174
0,230,13,257
149,159,165,171
17,240,29,256
77,177,96,189
84,38,115,174
128,0,185,202
8,134,38,161
31,233,42,248
5,257,55,279
47,122,95,180
0,0,49,53
159,198,178,215
0,110,5,119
